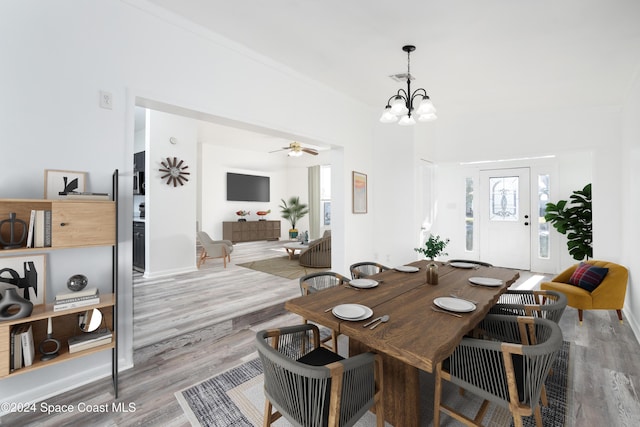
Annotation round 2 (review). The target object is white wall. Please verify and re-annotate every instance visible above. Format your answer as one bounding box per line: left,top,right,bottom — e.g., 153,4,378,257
145,110,198,277
199,143,332,240
200,144,288,238
621,69,640,340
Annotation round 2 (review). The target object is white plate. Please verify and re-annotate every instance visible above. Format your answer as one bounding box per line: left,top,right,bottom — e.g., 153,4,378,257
332,304,373,321
394,265,420,273
450,262,477,269
433,297,476,313
468,277,503,287
349,278,379,289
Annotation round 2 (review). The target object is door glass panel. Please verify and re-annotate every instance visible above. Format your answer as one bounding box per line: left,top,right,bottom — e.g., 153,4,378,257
538,174,550,258
489,176,518,221
465,177,474,251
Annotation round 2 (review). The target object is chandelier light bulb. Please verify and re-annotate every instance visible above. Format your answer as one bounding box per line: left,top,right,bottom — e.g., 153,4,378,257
416,98,436,115
398,115,416,126
390,96,408,115
380,106,399,123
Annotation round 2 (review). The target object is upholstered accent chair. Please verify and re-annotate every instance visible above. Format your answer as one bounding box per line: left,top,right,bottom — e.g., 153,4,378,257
349,262,390,279
196,231,233,268
299,230,331,268
299,271,350,353
434,315,562,427
540,260,628,324
256,324,384,427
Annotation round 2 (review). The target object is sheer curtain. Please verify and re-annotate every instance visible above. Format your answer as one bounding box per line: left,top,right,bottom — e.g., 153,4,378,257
308,165,321,239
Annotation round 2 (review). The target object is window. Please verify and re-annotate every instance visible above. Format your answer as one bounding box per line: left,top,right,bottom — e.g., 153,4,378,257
489,176,519,221
465,177,474,251
538,174,550,258
321,165,331,225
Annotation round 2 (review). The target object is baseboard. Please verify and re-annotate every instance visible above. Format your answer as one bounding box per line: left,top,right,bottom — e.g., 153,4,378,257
142,265,197,278
623,307,640,345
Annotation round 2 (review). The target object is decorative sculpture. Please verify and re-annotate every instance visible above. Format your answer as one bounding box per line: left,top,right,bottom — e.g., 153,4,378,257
0,213,27,249
0,287,34,320
0,261,38,301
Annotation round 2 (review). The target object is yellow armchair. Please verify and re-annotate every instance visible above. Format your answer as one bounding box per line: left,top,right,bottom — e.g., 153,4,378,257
541,260,628,324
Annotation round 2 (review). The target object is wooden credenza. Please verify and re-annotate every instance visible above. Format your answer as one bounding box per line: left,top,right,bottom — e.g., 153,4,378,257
223,220,281,243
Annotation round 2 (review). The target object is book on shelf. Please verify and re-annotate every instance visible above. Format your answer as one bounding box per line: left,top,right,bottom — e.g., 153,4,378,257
31,209,52,248
53,296,100,312
44,209,52,247
62,192,111,201
10,325,24,372
21,324,35,367
68,328,113,353
33,210,45,248
55,287,99,302
26,209,36,248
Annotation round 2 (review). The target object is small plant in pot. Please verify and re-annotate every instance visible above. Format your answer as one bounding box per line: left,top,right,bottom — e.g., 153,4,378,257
279,196,309,239
414,234,450,285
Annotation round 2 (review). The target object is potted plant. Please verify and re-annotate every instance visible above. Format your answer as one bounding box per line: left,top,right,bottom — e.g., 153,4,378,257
544,183,592,261
414,234,450,285
279,196,309,239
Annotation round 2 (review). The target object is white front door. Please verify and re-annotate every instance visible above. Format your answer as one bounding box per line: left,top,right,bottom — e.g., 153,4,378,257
479,168,531,270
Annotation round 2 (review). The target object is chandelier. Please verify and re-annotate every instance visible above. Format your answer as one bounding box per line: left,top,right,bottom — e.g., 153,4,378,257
380,45,437,125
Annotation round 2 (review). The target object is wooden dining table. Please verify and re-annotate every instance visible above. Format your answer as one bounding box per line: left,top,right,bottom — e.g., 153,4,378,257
284,260,520,426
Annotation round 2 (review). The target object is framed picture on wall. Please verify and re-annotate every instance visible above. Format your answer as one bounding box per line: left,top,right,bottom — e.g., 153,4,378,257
0,254,46,305
352,171,367,214
44,169,87,199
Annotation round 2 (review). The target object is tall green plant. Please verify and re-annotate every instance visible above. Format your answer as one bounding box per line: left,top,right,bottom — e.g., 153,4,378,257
279,196,309,230
544,183,592,260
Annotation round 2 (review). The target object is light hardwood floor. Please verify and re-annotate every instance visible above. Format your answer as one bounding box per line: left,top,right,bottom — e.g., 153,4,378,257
2,242,640,426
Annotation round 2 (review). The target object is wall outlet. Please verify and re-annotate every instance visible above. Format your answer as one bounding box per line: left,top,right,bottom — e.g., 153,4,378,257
99,91,113,109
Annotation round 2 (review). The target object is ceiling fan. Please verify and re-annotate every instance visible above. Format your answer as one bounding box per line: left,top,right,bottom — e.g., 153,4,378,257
269,142,318,157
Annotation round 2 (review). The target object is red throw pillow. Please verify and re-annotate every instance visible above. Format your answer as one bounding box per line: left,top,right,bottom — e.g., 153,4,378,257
568,262,609,292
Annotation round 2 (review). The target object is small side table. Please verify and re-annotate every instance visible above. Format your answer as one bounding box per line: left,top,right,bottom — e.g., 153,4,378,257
284,242,309,259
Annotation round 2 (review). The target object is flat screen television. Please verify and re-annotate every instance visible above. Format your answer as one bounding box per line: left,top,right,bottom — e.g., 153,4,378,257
226,172,270,202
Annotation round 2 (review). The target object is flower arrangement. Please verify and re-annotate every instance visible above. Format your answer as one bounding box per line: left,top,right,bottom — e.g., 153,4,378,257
414,234,450,260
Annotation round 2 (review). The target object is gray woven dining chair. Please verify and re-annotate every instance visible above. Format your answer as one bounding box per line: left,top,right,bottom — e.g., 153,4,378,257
299,271,350,353
448,259,493,267
489,289,567,323
488,289,567,407
256,324,384,427
349,262,390,279
434,314,563,427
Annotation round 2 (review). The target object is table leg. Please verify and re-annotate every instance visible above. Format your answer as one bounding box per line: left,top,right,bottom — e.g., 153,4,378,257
285,248,294,260
350,339,421,427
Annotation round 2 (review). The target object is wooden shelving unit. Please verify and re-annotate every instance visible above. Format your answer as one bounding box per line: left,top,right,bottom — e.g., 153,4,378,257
0,170,119,397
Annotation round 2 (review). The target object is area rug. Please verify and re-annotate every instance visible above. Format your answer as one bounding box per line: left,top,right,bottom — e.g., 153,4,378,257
237,256,328,280
176,342,571,427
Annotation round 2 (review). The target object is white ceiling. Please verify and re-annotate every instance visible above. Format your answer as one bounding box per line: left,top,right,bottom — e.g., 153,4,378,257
147,0,640,117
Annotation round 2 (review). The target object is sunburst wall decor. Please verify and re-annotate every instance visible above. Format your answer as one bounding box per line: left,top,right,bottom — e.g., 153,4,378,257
159,157,190,187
